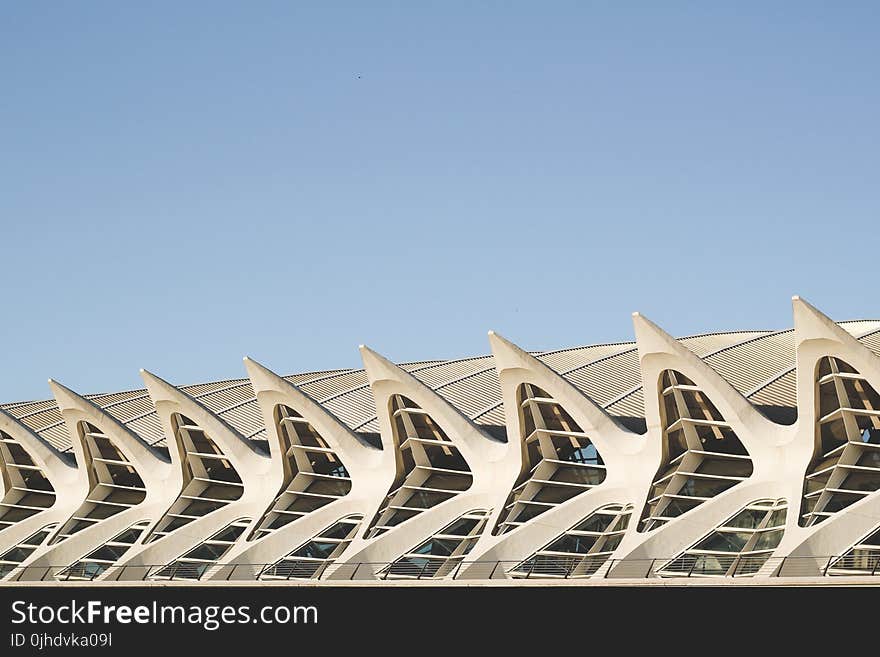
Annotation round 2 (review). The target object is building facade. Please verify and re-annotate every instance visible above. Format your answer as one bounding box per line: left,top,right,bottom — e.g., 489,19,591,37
2,297,880,582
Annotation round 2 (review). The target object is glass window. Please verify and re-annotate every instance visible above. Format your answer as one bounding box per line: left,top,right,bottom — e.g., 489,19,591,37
640,370,752,532
493,384,605,535
694,531,753,553
545,534,597,555
753,529,784,551
677,477,736,498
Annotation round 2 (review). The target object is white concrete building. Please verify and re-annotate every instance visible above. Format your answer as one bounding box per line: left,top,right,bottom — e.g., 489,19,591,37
2,297,880,582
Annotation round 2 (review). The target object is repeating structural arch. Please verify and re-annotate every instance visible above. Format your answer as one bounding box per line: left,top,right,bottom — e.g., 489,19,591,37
492,382,606,534
207,357,388,581
382,509,490,579
51,420,148,543
507,504,633,578
146,412,244,543
259,514,363,580
366,393,473,537
134,365,275,548
800,356,880,526
779,297,880,568
0,429,57,531
594,312,784,579
461,331,640,578
251,404,352,540
656,498,787,577
625,312,782,542
333,345,508,577
14,379,180,581
0,405,81,581
0,408,78,554
102,368,280,583
639,369,753,532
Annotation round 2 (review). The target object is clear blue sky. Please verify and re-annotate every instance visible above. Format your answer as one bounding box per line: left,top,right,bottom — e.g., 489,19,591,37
1,2,878,402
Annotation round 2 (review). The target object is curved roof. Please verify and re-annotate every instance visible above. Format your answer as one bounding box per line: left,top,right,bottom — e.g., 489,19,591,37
4,320,880,452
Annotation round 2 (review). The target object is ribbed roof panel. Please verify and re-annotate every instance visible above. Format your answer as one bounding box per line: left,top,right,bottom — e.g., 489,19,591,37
475,404,507,426
322,387,378,430
748,369,797,409
95,393,155,423
563,349,639,407
435,369,504,420
179,379,247,399
840,320,880,336
125,413,167,448
294,370,370,401
407,356,494,389
704,331,796,394
606,389,645,420
537,343,633,375
859,329,880,355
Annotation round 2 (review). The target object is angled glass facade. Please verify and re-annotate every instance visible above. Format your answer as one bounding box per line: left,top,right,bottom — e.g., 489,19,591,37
0,524,58,579
151,518,251,580
56,521,150,581
639,371,753,532
656,499,786,577
147,414,243,543
251,405,351,540
0,431,56,531
52,422,146,543
493,383,605,535
366,396,472,538
383,509,490,579
508,504,632,578
260,515,363,580
801,357,880,526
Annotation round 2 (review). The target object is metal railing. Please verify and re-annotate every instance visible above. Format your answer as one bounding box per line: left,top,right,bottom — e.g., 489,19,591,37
2,554,877,583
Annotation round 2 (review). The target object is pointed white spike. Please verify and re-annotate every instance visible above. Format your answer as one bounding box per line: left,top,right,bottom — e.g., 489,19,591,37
632,310,777,431
631,311,685,357
242,356,280,394
46,378,83,410
792,295,857,345
138,368,181,405
486,330,525,372
792,295,880,386
359,344,407,384
488,330,634,436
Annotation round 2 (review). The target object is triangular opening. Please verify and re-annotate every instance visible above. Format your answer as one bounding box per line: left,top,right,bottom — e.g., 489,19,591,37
365,395,472,538
250,404,353,540
639,370,753,532
801,357,880,527
146,414,243,543
493,383,606,535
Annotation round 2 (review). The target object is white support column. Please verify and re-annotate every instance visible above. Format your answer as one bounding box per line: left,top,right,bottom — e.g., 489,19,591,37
776,296,880,570
0,408,82,575
14,380,179,580
334,345,516,578
461,331,643,577
607,312,792,575
109,369,280,580
210,357,391,580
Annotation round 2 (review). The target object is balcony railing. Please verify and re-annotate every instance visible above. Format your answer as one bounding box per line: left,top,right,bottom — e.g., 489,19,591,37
1,554,877,582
